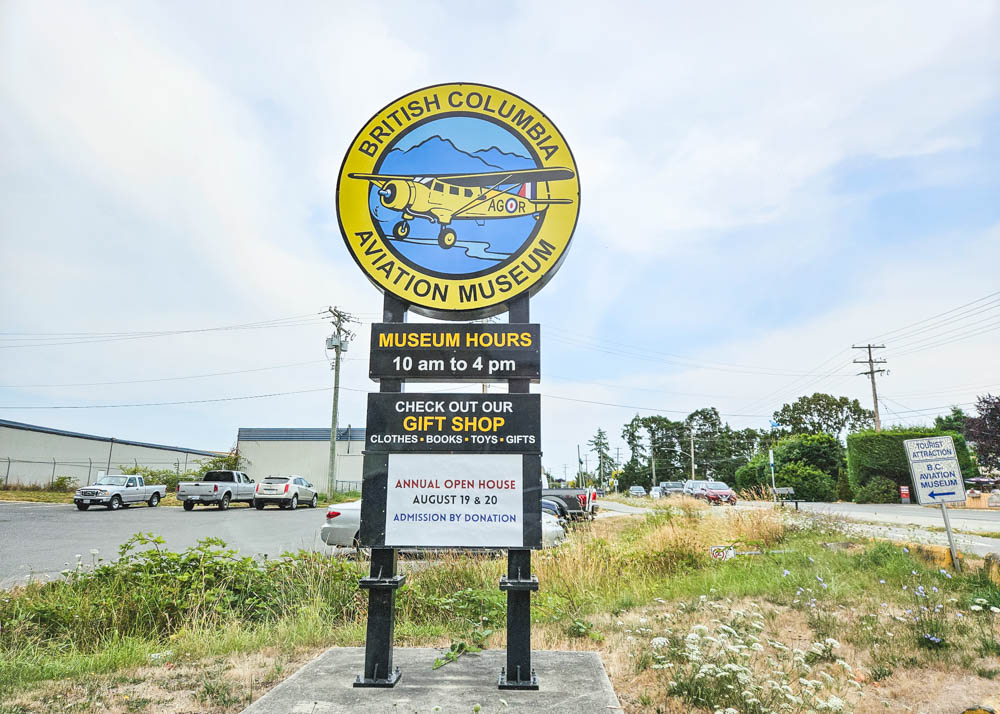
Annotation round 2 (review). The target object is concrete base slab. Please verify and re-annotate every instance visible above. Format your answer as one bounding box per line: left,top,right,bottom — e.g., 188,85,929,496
242,647,622,713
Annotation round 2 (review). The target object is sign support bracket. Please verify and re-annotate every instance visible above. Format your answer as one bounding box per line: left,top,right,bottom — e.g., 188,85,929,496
498,294,539,691
939,502,962,573
354,293,408,689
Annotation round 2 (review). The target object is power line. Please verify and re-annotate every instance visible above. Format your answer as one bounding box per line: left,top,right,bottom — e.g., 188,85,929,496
0,312,330,349
892,320,1000,357
865,290,1000,342
0,360,335,389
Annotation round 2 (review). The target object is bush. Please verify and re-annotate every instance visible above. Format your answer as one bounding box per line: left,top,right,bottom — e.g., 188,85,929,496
835,470,853,501
120,465,196,494
735,433,843,502
854,476,899,504
0,534,364,651
774,461,836,502
846,428,975,496
48,476,78,492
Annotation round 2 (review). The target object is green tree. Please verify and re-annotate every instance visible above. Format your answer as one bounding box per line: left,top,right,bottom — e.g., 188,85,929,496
773,393,874,437
934,406,969,435
774,462,836,502
621,415,646,465
967,395,1000,472
733,433,843,502
588,428,613,487
194,447,246,475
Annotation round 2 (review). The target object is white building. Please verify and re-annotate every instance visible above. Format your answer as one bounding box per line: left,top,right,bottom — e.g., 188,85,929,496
236,427,365,491
0,418,221,488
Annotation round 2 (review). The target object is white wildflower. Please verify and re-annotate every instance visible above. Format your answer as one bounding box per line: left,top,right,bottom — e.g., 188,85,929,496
651,637,669,649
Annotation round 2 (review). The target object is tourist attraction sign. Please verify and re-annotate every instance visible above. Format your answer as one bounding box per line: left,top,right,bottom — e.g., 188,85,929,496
903,435,967,505
369,323,540,381
336,82,580,320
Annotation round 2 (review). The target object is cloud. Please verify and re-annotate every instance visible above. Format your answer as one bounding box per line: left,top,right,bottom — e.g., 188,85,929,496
0,0,997,469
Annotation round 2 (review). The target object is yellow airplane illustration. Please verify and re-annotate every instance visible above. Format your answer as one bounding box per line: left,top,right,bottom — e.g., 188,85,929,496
348,168,575,249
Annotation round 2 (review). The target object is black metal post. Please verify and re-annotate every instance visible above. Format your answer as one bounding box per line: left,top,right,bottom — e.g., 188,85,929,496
355,293,407,688
499,294,539,690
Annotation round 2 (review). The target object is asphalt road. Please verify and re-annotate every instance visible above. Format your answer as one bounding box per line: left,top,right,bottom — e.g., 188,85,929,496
790,501,1000,532
0,500,333,589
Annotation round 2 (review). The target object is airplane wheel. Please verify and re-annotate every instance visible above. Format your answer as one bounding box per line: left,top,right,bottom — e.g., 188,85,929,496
437,227,457,249
392,220,410,239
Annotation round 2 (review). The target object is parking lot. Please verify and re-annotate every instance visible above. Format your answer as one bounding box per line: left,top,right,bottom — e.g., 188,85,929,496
0,500,334,589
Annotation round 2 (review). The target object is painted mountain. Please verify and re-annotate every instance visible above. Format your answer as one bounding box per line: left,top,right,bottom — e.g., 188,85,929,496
380,136,535,175
370,136,539,276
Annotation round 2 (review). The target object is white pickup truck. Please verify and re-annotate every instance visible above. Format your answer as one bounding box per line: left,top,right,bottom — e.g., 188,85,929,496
176,470,256,511
75,475,167,511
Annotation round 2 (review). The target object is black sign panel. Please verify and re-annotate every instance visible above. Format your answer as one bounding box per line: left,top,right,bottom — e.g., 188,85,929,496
369,323,540,382
365,392,540,454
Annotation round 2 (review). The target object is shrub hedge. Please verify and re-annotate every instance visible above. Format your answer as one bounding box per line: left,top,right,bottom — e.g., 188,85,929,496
734,433,843,502
846,428,975,503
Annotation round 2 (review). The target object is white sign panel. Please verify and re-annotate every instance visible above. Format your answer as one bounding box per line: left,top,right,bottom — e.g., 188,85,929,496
384,453,523,547
903,435,967,505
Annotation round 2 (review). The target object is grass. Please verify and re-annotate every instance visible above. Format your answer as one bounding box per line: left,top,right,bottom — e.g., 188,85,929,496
2,504,1000,712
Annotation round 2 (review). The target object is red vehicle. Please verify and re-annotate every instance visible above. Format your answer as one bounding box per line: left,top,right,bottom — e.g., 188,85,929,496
701,481,737,506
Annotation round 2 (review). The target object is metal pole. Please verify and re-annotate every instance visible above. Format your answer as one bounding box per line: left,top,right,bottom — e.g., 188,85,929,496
87,458,92,485
51,458,56,487
499,293,538,690
328,342,342,496
940,502,962,573
769,449,777,501
690,432,695,479
356,293,405,689
106,438,114,475
5,457,10,486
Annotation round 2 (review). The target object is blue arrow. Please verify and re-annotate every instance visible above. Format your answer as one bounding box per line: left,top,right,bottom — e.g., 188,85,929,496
928,490,956,499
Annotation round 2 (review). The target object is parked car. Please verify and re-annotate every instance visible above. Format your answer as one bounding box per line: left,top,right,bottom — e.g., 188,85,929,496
541,512,567,548
542,487,596,520
682,480,708,497
321,500,362,547
703,482,737,505
649,486,663,499
254,475,319,509
628,485,647,497
595,487,606,497
74,475,166,511
176,470,256,510
541,497,569,521
320,501,567,550
659,481,685,497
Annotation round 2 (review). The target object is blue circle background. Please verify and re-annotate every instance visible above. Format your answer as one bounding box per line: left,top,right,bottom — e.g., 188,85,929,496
371,117,540,276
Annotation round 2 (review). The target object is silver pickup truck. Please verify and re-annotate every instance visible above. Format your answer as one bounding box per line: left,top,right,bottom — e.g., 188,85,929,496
74,475,167,511
176,470,255,511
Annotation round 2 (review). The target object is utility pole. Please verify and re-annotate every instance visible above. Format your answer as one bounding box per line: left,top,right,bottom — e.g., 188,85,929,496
651,457,656,490
853,344,887,432
690,432,695,479
326,306,356,497
576,445,582,486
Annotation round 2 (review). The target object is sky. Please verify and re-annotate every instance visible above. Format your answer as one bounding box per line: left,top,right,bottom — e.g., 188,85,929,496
1,0,998,477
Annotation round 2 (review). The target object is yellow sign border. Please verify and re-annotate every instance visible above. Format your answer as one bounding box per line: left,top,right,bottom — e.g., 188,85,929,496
336,82,580,319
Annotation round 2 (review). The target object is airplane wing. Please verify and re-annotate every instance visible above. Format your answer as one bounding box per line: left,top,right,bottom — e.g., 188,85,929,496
347,173,418,182
348,167,575,187
433,168,575,187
